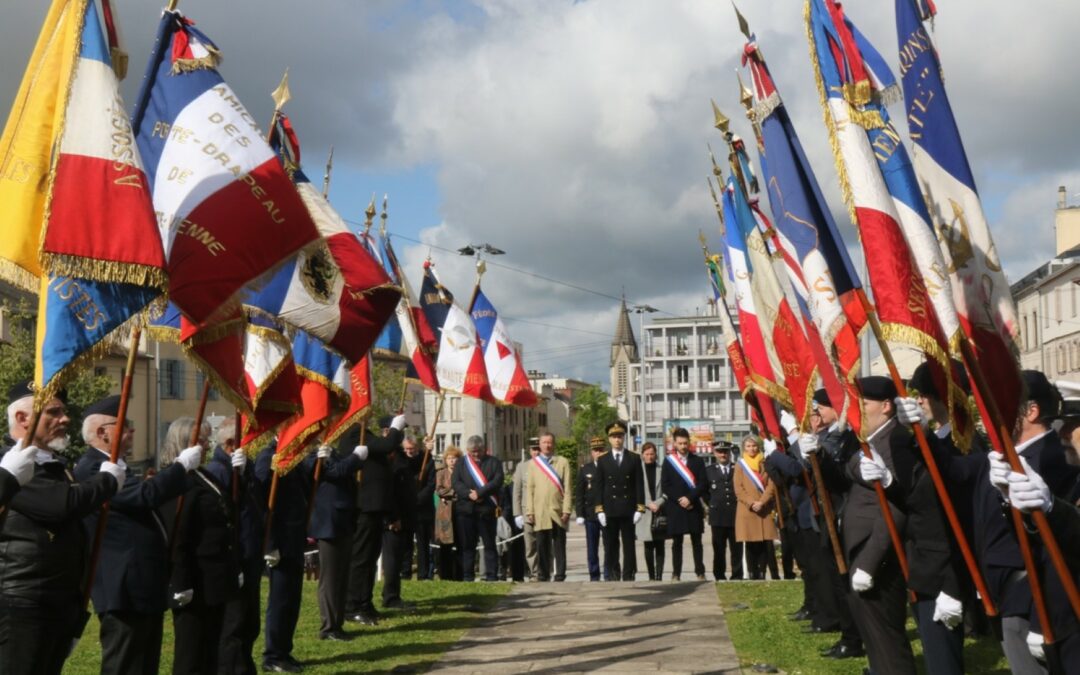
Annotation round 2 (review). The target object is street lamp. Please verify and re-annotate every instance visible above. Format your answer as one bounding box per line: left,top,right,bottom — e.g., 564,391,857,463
632,304,659,449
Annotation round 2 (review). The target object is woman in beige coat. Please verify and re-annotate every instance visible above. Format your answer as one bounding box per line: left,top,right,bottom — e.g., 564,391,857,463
733,435,779,580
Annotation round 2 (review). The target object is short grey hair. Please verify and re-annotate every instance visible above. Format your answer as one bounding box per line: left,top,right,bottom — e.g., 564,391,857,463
466,435,485,452
216,417,237,446
81,414,114,445
160,417,210,467
6,397,31,434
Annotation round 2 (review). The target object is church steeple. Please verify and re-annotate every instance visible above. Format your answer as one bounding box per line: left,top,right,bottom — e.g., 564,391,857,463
610,295,638,367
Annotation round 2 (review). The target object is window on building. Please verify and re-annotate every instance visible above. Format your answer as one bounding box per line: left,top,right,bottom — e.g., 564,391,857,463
1073,282,1078,317
704,334,720,355
1056,288,1063,324
195,371,219,401
1059,344,1068,374
706,363,722,385
675,334,690,355
451,433,461,448
617,363,628,395
676,398,691,417
436,435,446,453
450,397,462,422
675,364,690,386
1033,312,1039,347
160,359,185,400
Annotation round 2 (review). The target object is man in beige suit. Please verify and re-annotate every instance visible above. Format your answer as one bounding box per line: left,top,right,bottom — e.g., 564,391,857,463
512,441,541,580
526,433,574,582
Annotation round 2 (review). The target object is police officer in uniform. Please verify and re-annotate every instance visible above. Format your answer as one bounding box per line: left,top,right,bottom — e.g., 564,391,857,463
575,438,607,581
592,421,645,581
706,442,742,581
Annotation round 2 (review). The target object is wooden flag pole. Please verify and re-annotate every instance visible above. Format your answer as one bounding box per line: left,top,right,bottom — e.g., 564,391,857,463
171,378,213,556
808,452,846,574
958,338,1080,622
83,327,143,608
855,289,997,615
417,393,445,486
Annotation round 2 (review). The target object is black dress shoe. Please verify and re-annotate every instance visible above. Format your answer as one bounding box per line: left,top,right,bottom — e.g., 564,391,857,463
319,630,351,642
346,612,378,626
803,624,840,634
822,644,865,659
262,660,303,673
788,609,812,621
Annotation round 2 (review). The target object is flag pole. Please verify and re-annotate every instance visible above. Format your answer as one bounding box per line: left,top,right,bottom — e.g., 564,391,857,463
232,410,241,503
83,327,143,609
172,377,213,556
266,69,290,144
418,392,445,485
322,146,334,199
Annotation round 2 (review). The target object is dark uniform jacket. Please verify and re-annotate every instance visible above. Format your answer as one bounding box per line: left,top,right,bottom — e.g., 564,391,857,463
0,447,118,609
661,452,707,535
0,468,19,515
254,444,310,561
592,450,645,518
575,461,600,521
842,419,909,576
305,449,361,541
706,462,739,528
414,454,436,524
765,449,814,531
391,452,418,529
170,468,242,607
335,425,403,515
451,454,504,518
206,446,266,563
74,448,188,615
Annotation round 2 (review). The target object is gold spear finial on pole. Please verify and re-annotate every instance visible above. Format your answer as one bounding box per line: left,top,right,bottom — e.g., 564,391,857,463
736,69,753,113
379,194,389,237
322,146,334,199
711,100,730,135
363,194,377,232
706,176,725,233
167,0,180,12
271,69,292,113
707,143,723,179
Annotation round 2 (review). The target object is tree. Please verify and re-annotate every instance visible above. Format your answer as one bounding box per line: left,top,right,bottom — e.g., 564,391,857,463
569,385,619,458
0,300,113,461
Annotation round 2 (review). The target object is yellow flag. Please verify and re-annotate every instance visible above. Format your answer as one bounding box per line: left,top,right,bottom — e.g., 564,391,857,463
0,0,84,289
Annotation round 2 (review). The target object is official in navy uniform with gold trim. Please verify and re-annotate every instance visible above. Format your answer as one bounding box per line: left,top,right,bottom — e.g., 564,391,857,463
592,421,645,581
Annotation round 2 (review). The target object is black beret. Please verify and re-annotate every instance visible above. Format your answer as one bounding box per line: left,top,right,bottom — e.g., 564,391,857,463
528,437,540,448
7,379,67,406
1022,370,1062,418
812,388,831,408
84,394,122,418
605,421,627,436
858,376,897,402
378,415,393,429
908,359,970,400
1060,398,1080,421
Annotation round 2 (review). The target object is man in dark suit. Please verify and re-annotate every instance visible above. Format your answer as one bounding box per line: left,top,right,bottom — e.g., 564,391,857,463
452,435,504,581
255,439,310,673
575,439,607,581
661,427,707,580
707,442,742,581
344,414,405,625
307,441,364,641
74,394,198,675
382,436,418,610
206,420,266,675
592,421,645,581
407,437,437,581
840,376,916,675
0,383,123,675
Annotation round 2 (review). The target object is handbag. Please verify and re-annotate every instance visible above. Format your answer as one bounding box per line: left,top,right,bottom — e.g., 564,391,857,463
651,513,668,534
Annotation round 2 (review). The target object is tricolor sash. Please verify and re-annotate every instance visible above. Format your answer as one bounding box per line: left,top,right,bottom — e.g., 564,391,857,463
534,454,564,495
737,458,766,494
465,454,498,507
669,453,697,490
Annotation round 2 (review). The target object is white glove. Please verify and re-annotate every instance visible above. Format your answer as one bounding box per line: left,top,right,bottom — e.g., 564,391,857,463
514,515,524,529
353,445,369,461
173,589,194,607
264,549,281,568
230,449,247,470
798,433,820,456
632,511,643,525
177,446,202,471
390,414,407,431
238,572,245,589
0,439,38,486
576,517,585,525
1007,458,1053,513
894,396,926,429
317,444,332,459
779,410,797,435
100,461,126,486
859,451,893,488
987,451,1012,496
1027,631,1045,661
851,568,874,592
932,591,963,629
763,439,777,456
598,512,607,528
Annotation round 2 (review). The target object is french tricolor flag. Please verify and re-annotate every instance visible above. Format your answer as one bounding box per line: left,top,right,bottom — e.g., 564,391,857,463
435,293,493,404
470,286,536,407
131,11,319,325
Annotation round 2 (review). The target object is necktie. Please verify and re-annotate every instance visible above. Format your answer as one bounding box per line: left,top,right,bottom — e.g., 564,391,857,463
615,452,621,466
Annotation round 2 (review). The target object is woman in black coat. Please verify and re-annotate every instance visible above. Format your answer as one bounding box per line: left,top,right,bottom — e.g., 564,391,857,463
165,418,242,674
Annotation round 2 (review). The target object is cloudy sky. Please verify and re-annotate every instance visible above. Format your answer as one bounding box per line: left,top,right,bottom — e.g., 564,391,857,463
2,0,1078,387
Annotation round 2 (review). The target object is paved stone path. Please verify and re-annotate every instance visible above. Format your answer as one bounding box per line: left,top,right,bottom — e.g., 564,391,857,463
431,525,742,674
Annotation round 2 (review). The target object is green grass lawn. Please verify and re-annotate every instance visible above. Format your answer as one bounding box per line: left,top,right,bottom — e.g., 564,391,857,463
66,578,510,674
716,581,1011,675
